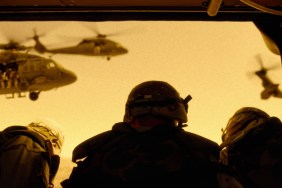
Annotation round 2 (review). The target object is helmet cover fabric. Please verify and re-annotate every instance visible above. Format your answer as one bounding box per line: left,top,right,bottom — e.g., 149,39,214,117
221,107,270,148
27,118,64,155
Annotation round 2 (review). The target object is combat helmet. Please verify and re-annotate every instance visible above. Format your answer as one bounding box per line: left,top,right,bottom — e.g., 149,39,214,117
221,107,270,148
27,118,64,155
124,80,192,125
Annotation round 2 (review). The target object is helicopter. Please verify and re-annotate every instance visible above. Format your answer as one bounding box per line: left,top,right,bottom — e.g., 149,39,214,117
32,29,128,61
252,55,282,100
0,49,77,101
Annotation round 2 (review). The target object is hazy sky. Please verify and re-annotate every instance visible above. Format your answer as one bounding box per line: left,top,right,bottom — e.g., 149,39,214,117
0,20,281,158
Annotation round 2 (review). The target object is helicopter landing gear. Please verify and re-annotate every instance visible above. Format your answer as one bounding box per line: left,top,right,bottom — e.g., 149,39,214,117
18,79,29,91
29,91,40,101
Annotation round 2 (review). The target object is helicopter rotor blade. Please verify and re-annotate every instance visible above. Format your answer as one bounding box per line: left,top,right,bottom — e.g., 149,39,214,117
246,54,281,84
53,22,143,46
81,23,119,38
0,38,30,51
266,64,281,71
255,54,265,70
255,54,281,71
24,28,45,42
246,70,255,78
82,22,144,39
0,27,47,51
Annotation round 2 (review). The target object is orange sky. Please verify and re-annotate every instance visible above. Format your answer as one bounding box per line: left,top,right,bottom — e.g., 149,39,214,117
0,21,281,159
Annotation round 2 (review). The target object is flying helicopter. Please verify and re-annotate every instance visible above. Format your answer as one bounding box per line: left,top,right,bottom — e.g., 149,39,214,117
32,29,128,60
251,55,282,100
0,43,77,101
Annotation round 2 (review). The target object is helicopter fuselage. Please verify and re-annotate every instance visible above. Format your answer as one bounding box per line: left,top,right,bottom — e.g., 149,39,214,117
255,69,282,99
255,70,275,88
33,33,128,60
0,51,77,100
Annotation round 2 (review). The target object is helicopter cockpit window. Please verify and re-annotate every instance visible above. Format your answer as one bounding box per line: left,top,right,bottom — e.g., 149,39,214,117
46,62,56,69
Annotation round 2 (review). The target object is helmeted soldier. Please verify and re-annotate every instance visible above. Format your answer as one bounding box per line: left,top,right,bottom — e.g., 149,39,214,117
0,118,64,188
220,107,282,188
61,80,243,188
